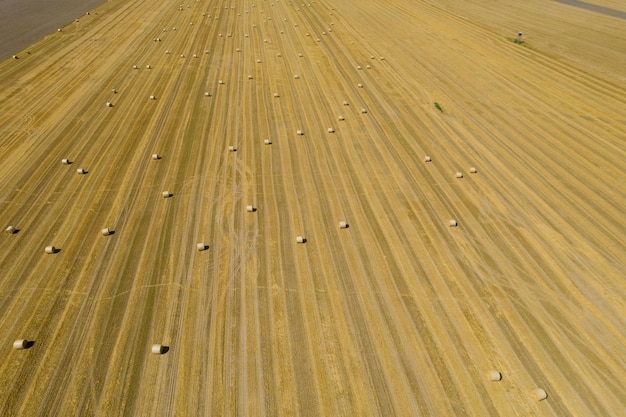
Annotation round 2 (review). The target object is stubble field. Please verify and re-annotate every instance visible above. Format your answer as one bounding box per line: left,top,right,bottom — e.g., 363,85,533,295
0,0,624,415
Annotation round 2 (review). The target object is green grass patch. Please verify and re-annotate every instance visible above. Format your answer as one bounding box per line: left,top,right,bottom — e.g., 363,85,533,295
434,102,443,113
509,37,528,47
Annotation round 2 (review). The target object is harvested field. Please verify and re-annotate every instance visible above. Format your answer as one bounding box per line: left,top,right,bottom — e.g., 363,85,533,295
0,0,625,416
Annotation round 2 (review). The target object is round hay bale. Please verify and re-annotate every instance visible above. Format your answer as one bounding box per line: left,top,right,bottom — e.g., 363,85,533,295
246,205,256,212
62,158,71,165
357,83,363,88
264,139,272,145
470,167,477,174
338,115,345,121
151,344,166,354
162,191,171,198
112,88,117,94
5,226,17,235
13,55,18,59
248,75,253,80
219,33,223,37
165,50,171,54
273,93,279,98
339,221,348,229
488,370,502,381
236,48,241,52
366,65,371,69
76,168,86,174
193,53,198,58
219,80,224,84
327,127,335,133
298,53,303,57
424,156,431,162
456,172,463,178
380,56,385,60
106,102,113,107
357,65,362,70
197,243,208,251
296,235,306,243
45,246,57,254
205,50,210,54
370,55,375,59
228,146,236,152
180,54,185,58
204,92,210,97
101,228,112,236
535,388,548,401
152,153,160,160
150,95,156,100
256,59,261,63
146,65,151,69
57,28,62,32
361,108,367,114
294,74,300,79
296,130,304,136
13,339,29,350
449,219,458,227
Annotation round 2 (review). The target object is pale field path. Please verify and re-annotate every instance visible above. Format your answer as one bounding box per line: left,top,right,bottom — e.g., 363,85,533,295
0,0,624,416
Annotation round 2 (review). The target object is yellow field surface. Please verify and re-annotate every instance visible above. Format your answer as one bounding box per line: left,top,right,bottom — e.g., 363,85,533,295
0,0,624,415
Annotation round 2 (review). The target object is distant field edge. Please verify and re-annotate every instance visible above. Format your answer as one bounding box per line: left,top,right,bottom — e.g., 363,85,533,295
0,0,110,58
552,0,626,19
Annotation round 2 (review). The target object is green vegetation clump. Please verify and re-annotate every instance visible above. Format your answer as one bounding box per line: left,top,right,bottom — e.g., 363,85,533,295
434,102,443,113
510,37,528,47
